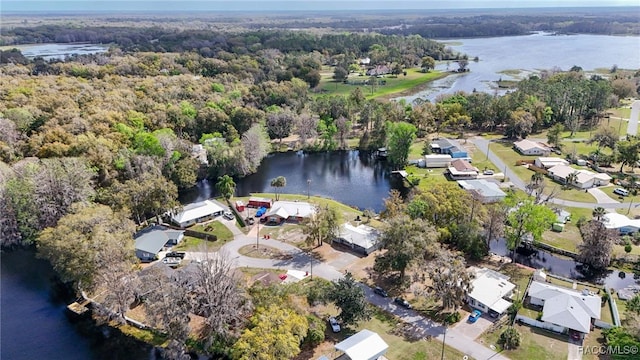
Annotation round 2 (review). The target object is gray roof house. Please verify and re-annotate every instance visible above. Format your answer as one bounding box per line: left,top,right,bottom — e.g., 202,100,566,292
134,225,184,262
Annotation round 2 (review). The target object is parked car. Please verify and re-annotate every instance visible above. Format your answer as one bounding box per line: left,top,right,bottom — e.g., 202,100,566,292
165,251,186,259
245,217,255,225
328,317,341,333
255,206,267,217
373,286,388,297
394,297,412,309
468,309,482,323
614,188,629,197
162,256,181,268
488,309,500,319
223,210,235,220
483,169,495,175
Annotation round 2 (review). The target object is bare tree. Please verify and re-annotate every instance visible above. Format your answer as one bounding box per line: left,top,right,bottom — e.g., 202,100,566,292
242,123,271,173
577,220,617,270
94,263,140,325
266,109,295,143
484,203,506,247
425,248,473,310
190,249,250,349
294,112,319,146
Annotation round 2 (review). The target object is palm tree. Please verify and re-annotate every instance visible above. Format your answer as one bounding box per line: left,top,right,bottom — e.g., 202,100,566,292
215,175,236,202
592,207,606,221
270,176,286,201
564,172,579,189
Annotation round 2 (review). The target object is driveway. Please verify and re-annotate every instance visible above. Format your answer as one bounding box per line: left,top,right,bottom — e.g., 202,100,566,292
587,188,620,206
470,137,631,210
567,337,583,360
451,311,495,340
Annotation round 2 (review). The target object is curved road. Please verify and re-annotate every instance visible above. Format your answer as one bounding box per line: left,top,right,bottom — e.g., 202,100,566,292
470,137,633,210
185,220,510,360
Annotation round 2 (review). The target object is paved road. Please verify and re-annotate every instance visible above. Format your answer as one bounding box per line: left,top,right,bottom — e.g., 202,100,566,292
469,137,632,210
189,220,511,360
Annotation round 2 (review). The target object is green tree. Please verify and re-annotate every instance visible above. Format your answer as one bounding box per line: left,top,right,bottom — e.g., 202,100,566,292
302,205,341,247
627,294,640,314
332,66,349,82
374,215,438,282
216,175,236,201
36,203,136,291
232,305,308,360
592,206,607,221
270,176,286,201
616,136,640,172
329,273,372,326
499,328,522,350
421,56,435,72
504,196,556,261
106,173,179,224
546,123,564,149
385,121,417,169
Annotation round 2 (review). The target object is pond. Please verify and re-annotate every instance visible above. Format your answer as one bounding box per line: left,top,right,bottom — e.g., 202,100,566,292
489,238,638,290
3,43,110,60
180,150,406,213
396,32,640,103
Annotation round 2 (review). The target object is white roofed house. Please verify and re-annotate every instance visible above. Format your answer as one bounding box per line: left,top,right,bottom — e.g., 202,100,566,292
514,139,551,156
603,213,640,235
534,157,569,169
333,329,388,360
171,200,225,228
526,281,601,335
335,223,381,255
263,201,316,224
466,267,516,316
447,159,479,180
547,164,612,189
457,179,507,203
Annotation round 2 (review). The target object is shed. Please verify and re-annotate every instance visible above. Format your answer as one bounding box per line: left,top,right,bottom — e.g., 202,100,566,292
248,197,272,208
334,329,388,360
235,200,245,212
424,154,452,168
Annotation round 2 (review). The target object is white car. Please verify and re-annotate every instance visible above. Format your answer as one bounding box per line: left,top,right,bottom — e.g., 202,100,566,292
613,188,629,197
328,317,341,333
223,210,235,220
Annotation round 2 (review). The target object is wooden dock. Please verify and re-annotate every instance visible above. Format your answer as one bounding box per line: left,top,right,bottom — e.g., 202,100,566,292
67,300,90,316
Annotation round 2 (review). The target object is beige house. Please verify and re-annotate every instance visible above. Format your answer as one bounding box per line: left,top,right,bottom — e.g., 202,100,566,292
547,164,612,188
514,139,551,156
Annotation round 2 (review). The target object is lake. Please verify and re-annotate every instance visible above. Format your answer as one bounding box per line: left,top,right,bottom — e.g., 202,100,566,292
3,43,109,60
180,150,406,213
396,32,640,103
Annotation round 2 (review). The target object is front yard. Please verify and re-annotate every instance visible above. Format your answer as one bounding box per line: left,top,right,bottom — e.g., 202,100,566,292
479,322,569,360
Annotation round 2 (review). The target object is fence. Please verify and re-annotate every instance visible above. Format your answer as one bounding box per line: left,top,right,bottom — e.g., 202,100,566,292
604,285,622,327
515,314,565,333
183,229,218,242
533,242,578,259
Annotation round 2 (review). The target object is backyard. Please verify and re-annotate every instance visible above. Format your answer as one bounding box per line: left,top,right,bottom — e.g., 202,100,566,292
480,322,569,360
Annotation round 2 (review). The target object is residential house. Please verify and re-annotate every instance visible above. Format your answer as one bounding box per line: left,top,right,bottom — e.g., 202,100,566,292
335,223,381,255
534,157,569,169
457,179,507,203
527,281,601,334
334,329,389,360
424,154,453,168
547,164,612,188
430,138,469,159
466,267,515,316
171,200,225,228
514,139,551,156
603,213,640,234
263,201,316,223
359,57,371,65
134,225,184,262
365,65,390,76
447,159,479,179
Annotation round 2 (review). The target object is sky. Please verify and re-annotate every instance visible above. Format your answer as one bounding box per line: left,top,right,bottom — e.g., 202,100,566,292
2,1,639,14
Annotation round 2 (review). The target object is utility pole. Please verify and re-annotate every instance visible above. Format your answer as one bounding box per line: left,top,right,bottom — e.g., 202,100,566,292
440,323,448,360
307,179,311,200
256,219,260,249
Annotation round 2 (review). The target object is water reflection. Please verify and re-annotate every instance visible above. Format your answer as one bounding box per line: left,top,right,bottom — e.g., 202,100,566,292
489,238,638,289
180,150,406,212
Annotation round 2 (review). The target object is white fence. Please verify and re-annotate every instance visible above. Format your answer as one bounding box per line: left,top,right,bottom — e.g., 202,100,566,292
515,314,565,333
594,320,614,329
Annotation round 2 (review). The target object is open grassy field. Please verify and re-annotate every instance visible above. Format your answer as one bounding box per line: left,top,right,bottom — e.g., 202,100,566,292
316,67,448,100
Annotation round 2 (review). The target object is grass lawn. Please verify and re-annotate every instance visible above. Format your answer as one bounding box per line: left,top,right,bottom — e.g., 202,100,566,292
582,328,607,360
500,264,534,301
316,67,448,100
404,165,449,193
408,138,427,160
542,226,580,253
173,236,208,251
190,221,234,241
238,244,285,259
480,322,569,360
118,324,168,347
